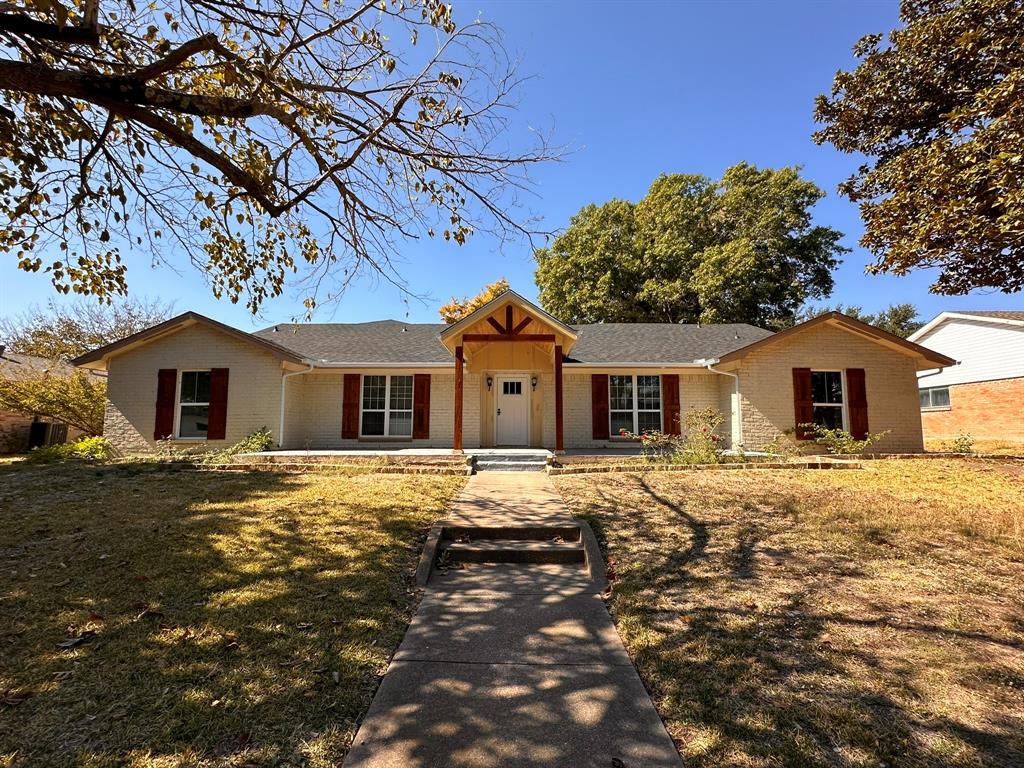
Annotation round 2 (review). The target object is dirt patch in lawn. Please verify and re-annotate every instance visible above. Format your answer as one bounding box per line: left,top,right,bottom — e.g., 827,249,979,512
0,462,463,767
556,459,1024,768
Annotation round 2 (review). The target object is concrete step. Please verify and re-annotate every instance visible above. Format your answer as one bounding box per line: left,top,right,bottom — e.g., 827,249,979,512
439,539,586,565
475,460,547,472
443,525,581,542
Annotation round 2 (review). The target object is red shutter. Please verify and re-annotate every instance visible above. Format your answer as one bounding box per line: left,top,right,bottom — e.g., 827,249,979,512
846,368,868,440
662,374,680,435
342,374,360,439
413,374,431,439
154,368,177,440
207,368,229,440
792,368,814,440
591,374,609,439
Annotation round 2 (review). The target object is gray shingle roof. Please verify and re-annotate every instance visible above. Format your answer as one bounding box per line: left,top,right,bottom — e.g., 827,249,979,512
955,310,1024,322
253,319,773,365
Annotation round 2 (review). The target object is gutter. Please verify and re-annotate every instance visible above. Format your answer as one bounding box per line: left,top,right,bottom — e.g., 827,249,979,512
278,363,314,448
695,357,743,448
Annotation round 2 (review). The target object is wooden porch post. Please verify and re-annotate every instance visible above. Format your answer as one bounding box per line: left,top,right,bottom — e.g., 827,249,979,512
554,344,564,452
454,344,464,452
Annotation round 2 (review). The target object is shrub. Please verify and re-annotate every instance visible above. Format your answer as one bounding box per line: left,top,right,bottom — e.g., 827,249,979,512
951,432,974,454
619,407,726,464
199,427,275,464
799,423,890,455
27,436,113,464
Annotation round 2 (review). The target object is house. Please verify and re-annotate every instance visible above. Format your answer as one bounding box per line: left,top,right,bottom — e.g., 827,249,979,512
907,311,1024,444
73,290,954,454
0,348,92,452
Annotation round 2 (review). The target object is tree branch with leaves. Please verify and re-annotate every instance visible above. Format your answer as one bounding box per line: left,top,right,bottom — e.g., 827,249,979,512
0,0,558,313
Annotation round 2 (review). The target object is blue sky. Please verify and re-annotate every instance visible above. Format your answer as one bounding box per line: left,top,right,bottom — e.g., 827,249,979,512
2,0,1020,330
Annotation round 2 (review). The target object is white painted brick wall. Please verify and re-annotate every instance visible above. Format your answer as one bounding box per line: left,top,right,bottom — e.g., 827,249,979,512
736,323,925,452
104,323,283,453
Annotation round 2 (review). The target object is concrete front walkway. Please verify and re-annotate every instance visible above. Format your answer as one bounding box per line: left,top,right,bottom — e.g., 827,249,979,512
343,473,684,768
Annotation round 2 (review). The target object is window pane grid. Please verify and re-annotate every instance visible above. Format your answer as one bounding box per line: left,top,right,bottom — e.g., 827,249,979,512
610,375,661,434
810,371,844,430
361,375,414,437
177,371,211,438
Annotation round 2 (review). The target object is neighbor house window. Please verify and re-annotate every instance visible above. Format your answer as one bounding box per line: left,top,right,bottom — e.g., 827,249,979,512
178,370,211,439
361,375,413,437
811,370,844,430
919,386,950,410
610,374,661,435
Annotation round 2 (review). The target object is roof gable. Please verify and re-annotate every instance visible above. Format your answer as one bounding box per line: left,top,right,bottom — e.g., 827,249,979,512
719,312,956,369
438,289,577,350
72,312,305,370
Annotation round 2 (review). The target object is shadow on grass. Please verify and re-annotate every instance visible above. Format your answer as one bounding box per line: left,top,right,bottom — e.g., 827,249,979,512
0,460,460,767
562,472,1024,768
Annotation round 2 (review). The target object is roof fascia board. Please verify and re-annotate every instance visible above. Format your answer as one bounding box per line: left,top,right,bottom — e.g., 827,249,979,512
717,312,956,368
72,311,305,368
908,311,1024,342
562,362,708,368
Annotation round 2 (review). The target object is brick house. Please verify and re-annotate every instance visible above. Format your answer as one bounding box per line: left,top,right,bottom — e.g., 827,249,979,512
74,290,954,454
907,311,1024,444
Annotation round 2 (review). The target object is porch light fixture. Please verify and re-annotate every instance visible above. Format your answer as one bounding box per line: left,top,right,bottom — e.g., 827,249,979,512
531,376,538,390
486,376,493,391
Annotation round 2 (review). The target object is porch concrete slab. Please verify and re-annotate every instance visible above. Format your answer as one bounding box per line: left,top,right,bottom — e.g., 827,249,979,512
342,660,684,768
394,592,631,666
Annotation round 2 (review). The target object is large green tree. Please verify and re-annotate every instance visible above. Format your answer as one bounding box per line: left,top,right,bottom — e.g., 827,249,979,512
534,164,846,325
0,1,555,312
814,0,1024,294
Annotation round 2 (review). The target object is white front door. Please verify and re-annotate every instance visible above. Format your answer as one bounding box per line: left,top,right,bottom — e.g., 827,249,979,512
495,376,530,446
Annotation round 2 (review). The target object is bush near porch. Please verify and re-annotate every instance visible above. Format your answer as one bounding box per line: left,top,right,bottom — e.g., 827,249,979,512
0,462,463,767
556,459,1024,768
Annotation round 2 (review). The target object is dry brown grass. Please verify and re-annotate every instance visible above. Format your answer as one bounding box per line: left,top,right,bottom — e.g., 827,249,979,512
556,459,1024,768
926,438,1024,456
0,461,463,767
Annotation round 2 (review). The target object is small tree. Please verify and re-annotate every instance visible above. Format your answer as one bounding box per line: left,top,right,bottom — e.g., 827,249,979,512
439,278,510,324
1,298,173,360
0,368,105,435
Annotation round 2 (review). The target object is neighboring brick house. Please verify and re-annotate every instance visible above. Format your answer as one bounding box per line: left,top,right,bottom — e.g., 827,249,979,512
907,311,1024,444
74,289,954,454
0,349,91,453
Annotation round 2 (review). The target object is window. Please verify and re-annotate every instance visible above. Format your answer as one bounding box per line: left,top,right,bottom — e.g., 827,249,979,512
178,370,211,438
502,380,522,395
810,370,844,430
361,375,414,437
920,386,950,410
610,374,661,435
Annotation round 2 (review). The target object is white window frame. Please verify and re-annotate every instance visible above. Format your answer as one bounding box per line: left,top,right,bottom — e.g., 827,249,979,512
359,374,414,439
810,369,847,431
610,374,662,436
175,369,211,441
919,386,951,411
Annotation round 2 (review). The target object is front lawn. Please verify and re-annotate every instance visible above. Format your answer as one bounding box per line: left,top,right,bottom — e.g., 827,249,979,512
0,462,463,767
556,459,1024,768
